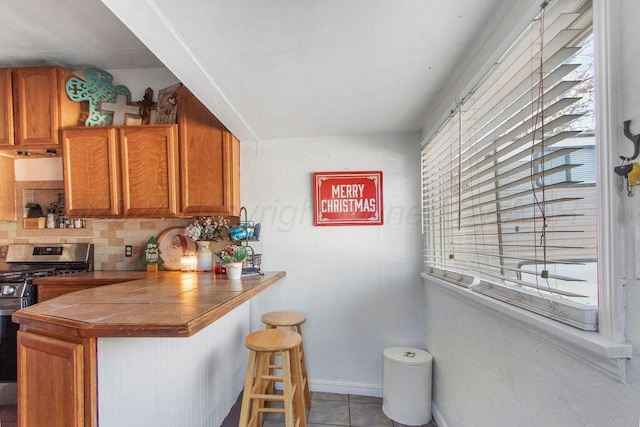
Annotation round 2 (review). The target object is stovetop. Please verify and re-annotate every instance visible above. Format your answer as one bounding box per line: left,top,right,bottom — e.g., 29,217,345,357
0,267,72,283
0,243,94,302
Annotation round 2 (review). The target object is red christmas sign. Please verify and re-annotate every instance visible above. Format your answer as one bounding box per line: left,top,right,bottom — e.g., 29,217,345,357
313,171,383,226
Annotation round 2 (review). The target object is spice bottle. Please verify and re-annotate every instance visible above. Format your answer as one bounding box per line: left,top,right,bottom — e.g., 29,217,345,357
46,210,56,229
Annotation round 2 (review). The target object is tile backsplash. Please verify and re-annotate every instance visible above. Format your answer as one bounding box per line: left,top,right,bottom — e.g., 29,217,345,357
0,180,192,270
0,216,188,271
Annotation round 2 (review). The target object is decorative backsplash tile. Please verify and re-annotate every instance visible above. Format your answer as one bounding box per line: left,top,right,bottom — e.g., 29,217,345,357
0,215,188,271
0,181,239,271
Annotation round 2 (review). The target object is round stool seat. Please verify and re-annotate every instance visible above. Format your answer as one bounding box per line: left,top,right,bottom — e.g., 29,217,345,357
261,311,307,328
245,328,301,352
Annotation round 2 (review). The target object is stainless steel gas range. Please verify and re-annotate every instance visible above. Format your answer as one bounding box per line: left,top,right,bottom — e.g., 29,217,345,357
0,242,94,405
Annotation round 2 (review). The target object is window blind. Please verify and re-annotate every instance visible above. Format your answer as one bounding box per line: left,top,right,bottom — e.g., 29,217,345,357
421,0,596,329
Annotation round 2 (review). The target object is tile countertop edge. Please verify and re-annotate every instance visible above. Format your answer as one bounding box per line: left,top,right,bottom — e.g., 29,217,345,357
12,271,286,338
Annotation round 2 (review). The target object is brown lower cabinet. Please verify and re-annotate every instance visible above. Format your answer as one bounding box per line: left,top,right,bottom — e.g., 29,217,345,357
20,272,158,426
17,331,96,427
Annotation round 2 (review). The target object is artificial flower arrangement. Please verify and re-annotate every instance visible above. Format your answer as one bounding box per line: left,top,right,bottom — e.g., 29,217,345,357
185,216,229,241
216,245,249,266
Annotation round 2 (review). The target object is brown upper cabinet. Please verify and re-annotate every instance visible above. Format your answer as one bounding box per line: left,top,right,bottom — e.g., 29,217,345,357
0,69,13,147
62,86,240,218
62,126,121,218
177,86,240,217
62,125,179,218
120,125,179,217
0,154,15,220
0,66,81,149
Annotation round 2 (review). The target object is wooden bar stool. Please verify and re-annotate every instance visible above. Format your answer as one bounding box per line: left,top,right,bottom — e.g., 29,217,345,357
261,311,311,408
239,328,307,427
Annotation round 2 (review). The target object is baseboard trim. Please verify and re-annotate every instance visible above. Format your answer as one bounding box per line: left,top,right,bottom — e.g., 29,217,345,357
432,402,447,427
308,379,383,397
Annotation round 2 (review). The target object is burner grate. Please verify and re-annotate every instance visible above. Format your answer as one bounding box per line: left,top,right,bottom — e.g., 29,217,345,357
0,267,91,286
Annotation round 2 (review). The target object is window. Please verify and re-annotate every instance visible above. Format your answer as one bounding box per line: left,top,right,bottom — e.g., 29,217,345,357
421,0,597,330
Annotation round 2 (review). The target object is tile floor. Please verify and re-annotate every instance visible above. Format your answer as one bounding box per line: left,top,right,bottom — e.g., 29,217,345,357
1,393,436,427
222,391,436,427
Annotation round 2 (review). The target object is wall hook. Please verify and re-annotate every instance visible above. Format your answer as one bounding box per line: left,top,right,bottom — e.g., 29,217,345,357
614,120,640,196
622,120,640,161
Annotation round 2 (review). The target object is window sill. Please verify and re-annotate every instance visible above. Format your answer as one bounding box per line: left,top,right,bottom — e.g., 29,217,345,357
472,280,598,331
421,273,632,382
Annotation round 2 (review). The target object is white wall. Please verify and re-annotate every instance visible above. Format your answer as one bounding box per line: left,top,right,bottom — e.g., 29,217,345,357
14,158,62,181
241,133,424,396
421,1,640,426
77,67,178,103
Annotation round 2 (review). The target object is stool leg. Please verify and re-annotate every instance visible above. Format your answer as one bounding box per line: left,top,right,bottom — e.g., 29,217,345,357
239,350,257,427
253,352,269,427
295,325,312,408
281,350,295,427
291,345,307,427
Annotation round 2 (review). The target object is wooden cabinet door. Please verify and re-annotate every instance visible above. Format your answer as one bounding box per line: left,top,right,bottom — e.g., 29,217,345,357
0,155,15,220
120,125,179,217
178,86,240,216
0,68,13,147
62,127,120,217
12,66,80,148
17,331,85,427
12,67,59,146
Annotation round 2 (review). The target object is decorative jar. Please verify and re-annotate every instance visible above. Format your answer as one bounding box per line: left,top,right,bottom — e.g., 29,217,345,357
196,241,213,271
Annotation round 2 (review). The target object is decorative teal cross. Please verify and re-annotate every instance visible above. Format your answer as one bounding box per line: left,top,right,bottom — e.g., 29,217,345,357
66,68,131,126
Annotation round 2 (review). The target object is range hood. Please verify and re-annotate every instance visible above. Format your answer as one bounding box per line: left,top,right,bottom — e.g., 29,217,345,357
1,149,62,158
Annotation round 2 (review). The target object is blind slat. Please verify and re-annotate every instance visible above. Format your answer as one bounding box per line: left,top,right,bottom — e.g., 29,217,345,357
465,65,580,145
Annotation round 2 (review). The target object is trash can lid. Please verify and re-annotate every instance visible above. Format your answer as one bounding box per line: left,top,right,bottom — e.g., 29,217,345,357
383,347,432,366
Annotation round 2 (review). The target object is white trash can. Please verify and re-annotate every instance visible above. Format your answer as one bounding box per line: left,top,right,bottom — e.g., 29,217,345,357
382,347,432,426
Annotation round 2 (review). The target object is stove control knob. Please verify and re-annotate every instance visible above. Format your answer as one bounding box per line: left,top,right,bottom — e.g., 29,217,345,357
1,285,16,296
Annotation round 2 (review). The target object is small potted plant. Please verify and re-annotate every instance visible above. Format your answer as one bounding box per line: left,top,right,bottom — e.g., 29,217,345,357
217,245,249,280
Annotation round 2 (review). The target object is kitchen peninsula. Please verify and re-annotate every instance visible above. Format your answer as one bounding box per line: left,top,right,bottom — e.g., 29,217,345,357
12,271,286,427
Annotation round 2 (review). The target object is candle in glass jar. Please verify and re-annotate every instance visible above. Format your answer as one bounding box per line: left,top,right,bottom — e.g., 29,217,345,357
180,255,196,272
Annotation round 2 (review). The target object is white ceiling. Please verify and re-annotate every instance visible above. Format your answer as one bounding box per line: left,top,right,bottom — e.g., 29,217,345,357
1,0,536,141
0,0,163,70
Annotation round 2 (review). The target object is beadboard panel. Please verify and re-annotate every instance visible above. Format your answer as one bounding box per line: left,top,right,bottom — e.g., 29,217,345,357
97,301,250,427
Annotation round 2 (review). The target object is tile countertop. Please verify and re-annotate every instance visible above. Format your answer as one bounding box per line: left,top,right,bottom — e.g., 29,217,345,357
32,270,160,286
13,271,286,338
